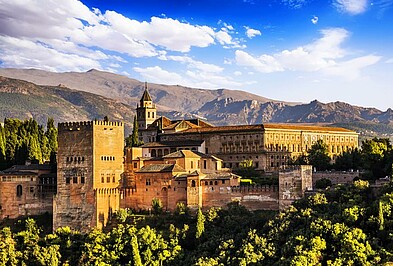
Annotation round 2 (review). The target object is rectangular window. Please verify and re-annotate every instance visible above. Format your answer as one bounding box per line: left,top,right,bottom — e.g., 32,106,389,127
134,162,137,168
73,176,78,184
106,175,110,183
66,177,70,184
146,179,151,186
203,160,207,169
81,175,85,184
222,180,225,184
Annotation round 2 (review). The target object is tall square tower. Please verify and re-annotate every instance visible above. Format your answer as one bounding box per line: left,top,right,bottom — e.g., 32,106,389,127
53,120,124,232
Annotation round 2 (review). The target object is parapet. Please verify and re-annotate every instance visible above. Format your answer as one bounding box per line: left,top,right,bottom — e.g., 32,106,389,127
58,120,123,131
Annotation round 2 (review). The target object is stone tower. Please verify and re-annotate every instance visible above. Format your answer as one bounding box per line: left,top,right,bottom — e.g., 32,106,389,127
53,120,124,232
136,82,156,130
278,165,313,210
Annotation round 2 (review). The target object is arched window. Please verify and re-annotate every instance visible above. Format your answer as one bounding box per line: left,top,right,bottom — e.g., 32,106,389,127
16,185,22,197
151,149,157,157
191,180,196,187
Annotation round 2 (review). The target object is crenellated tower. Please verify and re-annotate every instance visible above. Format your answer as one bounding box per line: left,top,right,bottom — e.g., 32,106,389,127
53,120,124,232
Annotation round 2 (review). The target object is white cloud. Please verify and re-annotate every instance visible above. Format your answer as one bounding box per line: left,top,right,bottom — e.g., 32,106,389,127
133,66,185,85
235,50,284,73
162,55,224,73
334,0,368,15
234,71,242,76
235,28,381,79
0,0,241,71
323,55,381,79
104,12,216,52
311,16,319,24
245,27,262,38
0,36,102,72
134,64,241,89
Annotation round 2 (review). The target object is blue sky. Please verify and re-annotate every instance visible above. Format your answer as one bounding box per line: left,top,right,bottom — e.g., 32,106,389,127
0,0,392,110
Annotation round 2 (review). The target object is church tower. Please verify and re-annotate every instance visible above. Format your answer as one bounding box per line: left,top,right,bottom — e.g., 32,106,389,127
136,82,156,130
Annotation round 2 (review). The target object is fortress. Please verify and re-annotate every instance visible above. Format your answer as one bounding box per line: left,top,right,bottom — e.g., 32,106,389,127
0,87,359,232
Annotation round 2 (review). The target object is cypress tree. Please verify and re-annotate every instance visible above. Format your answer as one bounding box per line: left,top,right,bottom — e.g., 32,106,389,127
45,117,58,158
196,208,205,239
132,116,140,147
126,116,141,147
0,123,5,161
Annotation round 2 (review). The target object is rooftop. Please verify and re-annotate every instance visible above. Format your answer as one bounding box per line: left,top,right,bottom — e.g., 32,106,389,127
137,163,186,173
141,140,204,148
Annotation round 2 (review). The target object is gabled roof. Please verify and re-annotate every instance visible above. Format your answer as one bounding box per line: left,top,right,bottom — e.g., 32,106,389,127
162,120,202,131
162,150,201,159
137,163,186,173
146,116,172,130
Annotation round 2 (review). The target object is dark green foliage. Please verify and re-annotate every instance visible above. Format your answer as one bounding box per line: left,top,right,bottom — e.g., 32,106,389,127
315,177,332,189
0,118,57,170
307,139,331,171
361,138,393,179
334,147,362,171
233,159,261,179
126,116,142,147
152,198,163,214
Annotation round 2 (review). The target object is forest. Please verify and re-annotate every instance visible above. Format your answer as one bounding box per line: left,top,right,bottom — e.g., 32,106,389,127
1,180,393,265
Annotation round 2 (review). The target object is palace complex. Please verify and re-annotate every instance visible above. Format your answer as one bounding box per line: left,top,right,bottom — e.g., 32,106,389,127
137,87,359,171
0,87,359,232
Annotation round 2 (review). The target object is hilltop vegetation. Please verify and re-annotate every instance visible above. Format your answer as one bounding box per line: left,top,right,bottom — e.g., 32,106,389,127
2,181,393,265
0,118,57,170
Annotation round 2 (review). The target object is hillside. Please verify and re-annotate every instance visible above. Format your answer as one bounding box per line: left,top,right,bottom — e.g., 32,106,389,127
0,68,285,113
0,76,134,131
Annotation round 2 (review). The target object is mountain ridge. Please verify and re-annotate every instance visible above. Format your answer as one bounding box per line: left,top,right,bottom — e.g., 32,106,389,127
0,68,392,139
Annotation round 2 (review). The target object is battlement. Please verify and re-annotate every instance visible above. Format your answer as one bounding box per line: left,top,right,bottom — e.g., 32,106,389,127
58,120,124,131
230,185,278,193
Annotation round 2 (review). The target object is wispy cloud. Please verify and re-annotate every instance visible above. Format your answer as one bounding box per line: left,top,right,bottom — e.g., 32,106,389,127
281,0,309,9
333,0,368,15
235,28,381,79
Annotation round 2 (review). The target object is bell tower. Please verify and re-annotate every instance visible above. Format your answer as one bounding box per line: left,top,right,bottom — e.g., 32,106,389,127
136,82,156,130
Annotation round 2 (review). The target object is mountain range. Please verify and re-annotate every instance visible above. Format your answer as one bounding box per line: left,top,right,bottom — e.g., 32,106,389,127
0,68,392,139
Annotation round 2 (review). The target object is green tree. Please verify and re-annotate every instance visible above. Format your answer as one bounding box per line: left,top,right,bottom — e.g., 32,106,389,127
45,117,58,160
334,148,362,171
152,198,163,214
196,208,205,239
0,227,19,265
307,139,331,171
361,138,393,179
315,178,332,189
127,116,142,147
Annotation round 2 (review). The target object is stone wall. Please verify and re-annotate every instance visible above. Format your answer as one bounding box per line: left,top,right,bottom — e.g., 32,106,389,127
0,175,52,219
278,165,313,210
202,185,279,211
313,171,359,187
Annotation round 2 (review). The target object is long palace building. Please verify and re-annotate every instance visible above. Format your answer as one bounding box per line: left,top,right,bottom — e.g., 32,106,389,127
137,86,358,171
